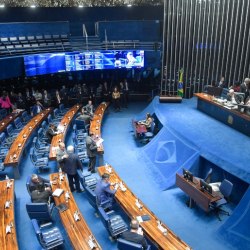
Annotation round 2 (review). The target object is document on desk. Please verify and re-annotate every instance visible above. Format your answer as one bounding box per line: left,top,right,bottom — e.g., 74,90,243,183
136,215,151,223
96,138,104,147
52,188,64,197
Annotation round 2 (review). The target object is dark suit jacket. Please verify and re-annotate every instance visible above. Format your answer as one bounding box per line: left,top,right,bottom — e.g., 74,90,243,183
29,176,50,193
46,127,57,143
227,93,243,104
31,190,51,203
94,179,116,205
121,231,148,249
62,153,82,175
86,136,97,157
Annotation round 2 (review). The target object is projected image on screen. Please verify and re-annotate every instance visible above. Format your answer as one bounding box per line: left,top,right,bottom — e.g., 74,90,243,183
24,53,66,77
24,50,144,77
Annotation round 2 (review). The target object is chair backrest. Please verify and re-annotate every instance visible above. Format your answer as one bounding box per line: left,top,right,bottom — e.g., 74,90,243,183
30,148,37,163
204,168,213,184
220,179,233,198
22,111,29,122
26,203,52,222
26,175,32,196
0,132,6,144
85,185,98,209
6,124,13,136
47,114,52,124
14,117,22,129
117,238,145,250
150,122,155,133
41,121,47,131
53,108,59,118
59,104,64,112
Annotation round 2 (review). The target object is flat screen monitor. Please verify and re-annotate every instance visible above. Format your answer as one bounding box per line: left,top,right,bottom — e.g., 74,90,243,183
24,50,145,77
183,168,193,182
207,86,223,97
200,179,213,195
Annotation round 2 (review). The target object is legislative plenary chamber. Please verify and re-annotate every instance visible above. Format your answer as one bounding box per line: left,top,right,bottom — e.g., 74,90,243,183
0,1,249,250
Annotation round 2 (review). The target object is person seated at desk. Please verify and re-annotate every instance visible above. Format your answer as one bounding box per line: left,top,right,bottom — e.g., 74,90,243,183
31,182,52,203
29,174,51,193
120,219,148,250
95,173,118,208
31,100,44,116
46,123,59,143
137,113,153,131
227,89,244,105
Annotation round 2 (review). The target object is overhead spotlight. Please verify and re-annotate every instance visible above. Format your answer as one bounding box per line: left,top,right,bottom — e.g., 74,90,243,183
30,5,36,8
0,4,5,8
127,4,132,7
78,5,84,8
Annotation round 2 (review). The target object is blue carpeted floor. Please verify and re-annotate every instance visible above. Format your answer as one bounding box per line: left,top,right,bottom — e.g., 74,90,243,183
8,97,249,249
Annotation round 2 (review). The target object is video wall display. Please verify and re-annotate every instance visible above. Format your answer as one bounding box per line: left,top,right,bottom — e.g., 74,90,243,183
24,50,144,77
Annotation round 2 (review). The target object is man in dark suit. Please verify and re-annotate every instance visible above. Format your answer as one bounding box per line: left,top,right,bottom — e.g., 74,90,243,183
31,182,52,203
46,123,59,143
94,173,118,208
227,89,244,104
31,100,43,116
62,145,83,193
28,174,51,193
85,133,98,173
240,78,250,101
120,219,148,249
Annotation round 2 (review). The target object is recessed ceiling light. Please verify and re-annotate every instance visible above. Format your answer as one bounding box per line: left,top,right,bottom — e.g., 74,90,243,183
0,4,5,8
127,4,132,7
78,5,84,8
30,5,36,8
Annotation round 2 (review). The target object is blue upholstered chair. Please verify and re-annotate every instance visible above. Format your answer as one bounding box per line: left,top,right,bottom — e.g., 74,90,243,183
117,238,151,250
32,137,50,155
140,121,155,144
98,206,128,239
31,219,64,250
26,175,32,196
0,132,12,148
21,111,31,124
26,203,53,222
210,179,233,221
13,117,24,131
37,128,49,144
6,124,19,138
30,147,49,172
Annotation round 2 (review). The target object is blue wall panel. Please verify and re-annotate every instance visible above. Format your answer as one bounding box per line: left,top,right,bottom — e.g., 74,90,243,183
97,20,161,41
0,57,23,80
0,21,70,37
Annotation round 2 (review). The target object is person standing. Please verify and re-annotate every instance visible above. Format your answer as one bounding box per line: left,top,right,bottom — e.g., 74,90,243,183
62,145,83,193
56,142,67,170
0,91,14,114
123,79,129,108
85,133,98,173
112,86,121,112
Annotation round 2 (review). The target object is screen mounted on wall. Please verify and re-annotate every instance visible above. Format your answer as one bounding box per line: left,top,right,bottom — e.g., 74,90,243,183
24,50,144,76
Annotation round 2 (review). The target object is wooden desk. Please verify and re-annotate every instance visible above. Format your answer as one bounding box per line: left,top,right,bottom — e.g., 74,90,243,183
89,102,108,155
0,179,18,250
98,166,191,250
0,110,23,134
4,109,52,179
132,120,147,138
176,173,222,212
49,104,81,160
194,93,250,136
50,173,101,250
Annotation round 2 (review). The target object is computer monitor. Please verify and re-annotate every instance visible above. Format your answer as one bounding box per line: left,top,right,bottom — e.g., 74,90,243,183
207,86,223,97
183,169,193,182
200,179,213,195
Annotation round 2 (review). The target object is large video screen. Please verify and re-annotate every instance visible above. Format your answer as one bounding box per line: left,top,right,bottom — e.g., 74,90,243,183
24,50,144,76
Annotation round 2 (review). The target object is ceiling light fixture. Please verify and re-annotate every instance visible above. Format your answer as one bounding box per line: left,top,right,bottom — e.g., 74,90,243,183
30,5,36,8
0,4,5,8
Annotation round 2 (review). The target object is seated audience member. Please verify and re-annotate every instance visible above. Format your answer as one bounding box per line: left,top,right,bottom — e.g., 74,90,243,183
29,174,51,193
227,89,244,105
240,78,250,96
95,173,118,208
46,123,59,143
138,113,153,131
31,182,52,203
62,145,83,193
120,219,148,250
31,100,44,116
217,76,226,88
230,81,241,92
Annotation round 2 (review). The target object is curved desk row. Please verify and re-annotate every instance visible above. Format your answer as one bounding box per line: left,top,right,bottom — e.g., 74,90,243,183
49,104,82,160
98,166,191,250
89,102,108,155
0,179,18,250
4,109,52,179
50,173,101,250
0,110,23,134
